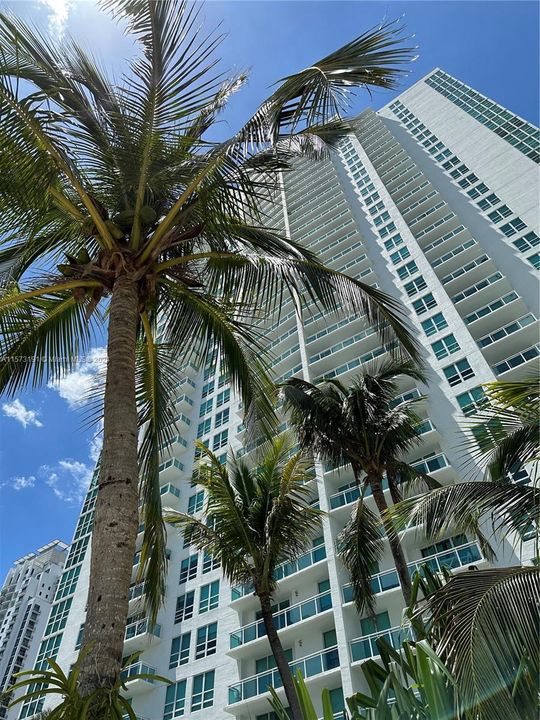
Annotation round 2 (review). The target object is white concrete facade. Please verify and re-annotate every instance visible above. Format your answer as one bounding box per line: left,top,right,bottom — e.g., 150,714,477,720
15,69,539,720
0,541,68,719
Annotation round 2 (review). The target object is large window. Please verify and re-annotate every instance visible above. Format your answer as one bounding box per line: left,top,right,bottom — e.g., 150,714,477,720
421,312,448,337
179,554,198,584
195,622,218,659
191,670,215,711
199,580,219,613
431,333,460,360
164,680,187,719
170,632,191,668
175,591,194,623
412,293,437,315
188,491,204,515
443,359,475,386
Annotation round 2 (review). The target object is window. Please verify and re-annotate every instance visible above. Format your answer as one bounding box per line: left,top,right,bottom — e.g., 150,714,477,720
202,550,219,574
212,430,228,450
179,554,198,584
188,491,204,515
500,217,527,237
467,182,490,199
431,333,460,360
528,253,540,269
383,233,403,251
197,418,211,438
164,680,187,719
175,592,194,623
199,580,219,613
214,408,229,428
360,610,390,636
216,388,230,407
513,231,539,253
199,398,212,417
201,381,214,399
191,670,215,711
487,205,512,223
443,359,475,386
456,387,486,416
421,312,448,337
404,276,427,297
457,172,479,189
477,192,500,210
421,533,467,558
397,260,419,280
44,599,72,635
379,221,396,238
195,622,218,659
170,632,191,668
412,293,437,315
390,247,411,264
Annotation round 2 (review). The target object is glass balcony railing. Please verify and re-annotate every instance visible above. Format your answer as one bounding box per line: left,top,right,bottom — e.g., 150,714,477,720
120,662,156,684
329,478,390,509
231,545,327,601
128,582,145,602
342,541,482,603
411,453,449,474
493,344,540,375
230,590,332,648
124,618,161,641
158,457,184,473
350,626,409,662
228,646,340,704
160,482,180,498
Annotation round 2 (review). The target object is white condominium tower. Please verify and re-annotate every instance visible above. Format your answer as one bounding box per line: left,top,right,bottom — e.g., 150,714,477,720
16,68,539,720
0,541,69,719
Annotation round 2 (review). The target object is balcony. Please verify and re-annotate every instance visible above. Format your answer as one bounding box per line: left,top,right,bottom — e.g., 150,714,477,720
411,452,450,475
231,545,327,603
342,541,482,604
123,618,161,653
159,482,181,506
158,457,184,482
227,646,340,705
492,344,540,377
120,662,156,695
350,626,409,663
229,590,332,650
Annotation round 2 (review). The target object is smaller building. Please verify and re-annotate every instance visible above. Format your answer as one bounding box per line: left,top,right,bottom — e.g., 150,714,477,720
0,541,69,719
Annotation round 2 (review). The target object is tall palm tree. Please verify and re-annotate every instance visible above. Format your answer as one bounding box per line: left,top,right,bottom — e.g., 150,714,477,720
164,436,322,720
282,359,432,611
0,1,418,698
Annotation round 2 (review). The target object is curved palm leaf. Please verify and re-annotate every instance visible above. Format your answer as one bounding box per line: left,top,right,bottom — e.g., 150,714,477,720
417,567,540,720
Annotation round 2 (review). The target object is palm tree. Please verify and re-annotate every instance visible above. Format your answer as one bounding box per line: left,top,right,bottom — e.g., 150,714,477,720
0,1,418,698
282,359,433,611
164,435,322,720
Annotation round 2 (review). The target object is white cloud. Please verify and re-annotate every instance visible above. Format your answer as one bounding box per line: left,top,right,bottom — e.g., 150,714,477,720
42,459,93,505
12,475,36,491
2,399,43,428
38,0,74,38
49,347,107,408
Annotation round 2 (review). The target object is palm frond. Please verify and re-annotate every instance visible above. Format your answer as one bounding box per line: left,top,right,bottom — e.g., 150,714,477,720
419,567,540,720
339,498,384,614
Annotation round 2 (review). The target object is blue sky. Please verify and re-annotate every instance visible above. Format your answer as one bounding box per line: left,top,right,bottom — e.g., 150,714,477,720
0,0,538,580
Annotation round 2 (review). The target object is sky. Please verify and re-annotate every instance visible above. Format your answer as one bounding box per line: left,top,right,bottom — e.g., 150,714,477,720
0,0,538,581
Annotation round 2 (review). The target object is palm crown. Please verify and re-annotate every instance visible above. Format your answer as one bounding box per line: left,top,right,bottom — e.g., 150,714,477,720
282,358,435,611
0,0,418,701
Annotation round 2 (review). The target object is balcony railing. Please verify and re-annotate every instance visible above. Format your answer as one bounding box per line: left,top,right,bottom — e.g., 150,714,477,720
230,590,332,648
350,626,408,662
411,453,449,474
120,662,156,683
342,541,482,602
124,618,161,641
228,646,340,704
231,545,327,601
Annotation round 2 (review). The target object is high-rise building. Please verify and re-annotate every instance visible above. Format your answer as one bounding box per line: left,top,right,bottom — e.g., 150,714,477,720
15,68,539,720
0,541,69,719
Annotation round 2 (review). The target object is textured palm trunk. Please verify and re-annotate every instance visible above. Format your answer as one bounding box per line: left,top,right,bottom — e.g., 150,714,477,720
78,274,140,701
370,473,412,606
258,592,303,720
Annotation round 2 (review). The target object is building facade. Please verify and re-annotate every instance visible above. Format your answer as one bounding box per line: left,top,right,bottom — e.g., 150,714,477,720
15,69,539,720
0,541,68,719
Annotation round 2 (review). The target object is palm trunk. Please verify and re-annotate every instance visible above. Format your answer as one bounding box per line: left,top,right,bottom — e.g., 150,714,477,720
258,592,303,720
370,473,412,607
78,274,140,700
